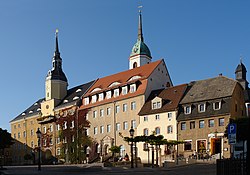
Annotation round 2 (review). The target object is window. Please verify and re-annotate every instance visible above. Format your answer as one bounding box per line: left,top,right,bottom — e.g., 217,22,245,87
155,127,160,135
190,121,195,129
14,134,16,139
122,86,127,95
56,137,60,144
99,93,104,101
84,97,89,105
143,116,148,122
184,106,191,114
31,129,34,136
131,120,136,129
213,101,221,110
144,128,149,136
63,121,67,130
56,124,60,131
49,138,53,145
100,126,104,133
43,139,47,146
14,125,16,129
71,121,74,128
57,148,61,155
198,104,206,113
23,131,26,138
184,141,192,151
93,111,97,118
31,141,34,148
199,120,204,128
181,122,186,130
208,119,214,127
43,126,47,133
155,114,160,120
106,91,112,99
49,124,53,132
116,123,120,131
100,109,104,117
123,121,128,130
115,105,120,113
219,118,224,126
107,107,111,115
130,84,136,93
114,89,119,97
167,125,173,134
92,95,97,103
18,132,20,139
71,135,75,142
94,127,98,135
168,112,172,119
153,102,161,109
107,124,111,133
123,104,128,112
131,102,136,110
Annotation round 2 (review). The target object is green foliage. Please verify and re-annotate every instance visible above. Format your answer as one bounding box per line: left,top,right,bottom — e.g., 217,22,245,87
109,145,121,154
124,134,183,146
0,128,13,150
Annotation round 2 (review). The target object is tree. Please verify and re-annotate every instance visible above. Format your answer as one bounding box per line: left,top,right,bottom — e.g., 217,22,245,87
0,128,13,168
109,146,121,162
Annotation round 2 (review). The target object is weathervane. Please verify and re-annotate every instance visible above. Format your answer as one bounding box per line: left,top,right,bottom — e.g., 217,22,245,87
55,28,59,37
240,55,243,64
138,5,143,13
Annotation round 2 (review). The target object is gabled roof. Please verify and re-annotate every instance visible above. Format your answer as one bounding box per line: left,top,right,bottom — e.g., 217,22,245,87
85,60,162,96
10,80,95,123
138,84,188,116
10,98,44,123
180,76,238,104
55,80,96,110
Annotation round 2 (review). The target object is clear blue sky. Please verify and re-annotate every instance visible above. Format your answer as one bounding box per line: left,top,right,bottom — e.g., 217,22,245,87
1,1,249,131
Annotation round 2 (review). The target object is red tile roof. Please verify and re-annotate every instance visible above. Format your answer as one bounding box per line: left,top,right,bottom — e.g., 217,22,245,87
138,84,188,116
80,60,162,109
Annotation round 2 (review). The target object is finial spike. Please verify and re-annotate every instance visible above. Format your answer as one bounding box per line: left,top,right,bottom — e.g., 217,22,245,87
240,55,243,64
55,28,59,54
138,7,144,42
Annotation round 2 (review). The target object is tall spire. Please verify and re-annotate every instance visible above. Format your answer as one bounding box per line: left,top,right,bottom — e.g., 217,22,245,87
55,29,60,56
138,8,144,42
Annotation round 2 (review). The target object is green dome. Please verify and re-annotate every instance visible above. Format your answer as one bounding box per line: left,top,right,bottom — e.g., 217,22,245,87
130,39,151,58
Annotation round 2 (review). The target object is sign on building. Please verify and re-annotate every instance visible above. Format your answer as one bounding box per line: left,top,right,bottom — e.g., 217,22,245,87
228,123,236,145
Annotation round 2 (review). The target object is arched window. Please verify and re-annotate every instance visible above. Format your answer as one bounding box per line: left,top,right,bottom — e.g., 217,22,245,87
167,125,173,134
155,127,160,135
133,62,138,68
143,128,149,136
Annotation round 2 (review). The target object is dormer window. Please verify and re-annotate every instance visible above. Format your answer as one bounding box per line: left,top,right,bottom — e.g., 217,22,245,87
63,99,68,103
109,82,120,88
184,106,191,114
73,96,79,100
76,89,82,93
114,88,119,97
92,95,97,103
198,103,206,113
152,101,161,109
213,101,221,110
130,84,136,93
122,86,128,95
99,93,104,101
128,75,141,81
106,91,111,99
84,97,89,105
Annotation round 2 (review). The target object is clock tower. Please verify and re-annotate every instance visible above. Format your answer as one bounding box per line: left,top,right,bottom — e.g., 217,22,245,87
129,10,152,69
42,30,68,115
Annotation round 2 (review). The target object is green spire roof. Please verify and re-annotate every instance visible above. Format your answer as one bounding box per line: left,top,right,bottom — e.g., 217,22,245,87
130,11,151,58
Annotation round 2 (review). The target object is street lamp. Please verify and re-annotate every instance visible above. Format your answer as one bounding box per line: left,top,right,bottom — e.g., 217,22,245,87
129,127,135,168
36,128,42,171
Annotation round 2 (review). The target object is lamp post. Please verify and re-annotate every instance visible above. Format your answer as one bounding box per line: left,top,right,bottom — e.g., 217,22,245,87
129,127,135,168
36,128,42,171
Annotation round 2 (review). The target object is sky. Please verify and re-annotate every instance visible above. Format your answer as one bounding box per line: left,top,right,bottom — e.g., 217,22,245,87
0,1,250,132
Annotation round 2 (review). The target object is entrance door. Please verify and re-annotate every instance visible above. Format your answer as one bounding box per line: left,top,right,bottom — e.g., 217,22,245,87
211,138,221,155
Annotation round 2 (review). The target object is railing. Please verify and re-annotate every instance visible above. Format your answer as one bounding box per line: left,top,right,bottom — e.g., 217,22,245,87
217,158,246,175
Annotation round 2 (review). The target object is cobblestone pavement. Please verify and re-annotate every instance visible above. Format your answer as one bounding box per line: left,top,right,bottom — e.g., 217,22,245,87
0,162,216,175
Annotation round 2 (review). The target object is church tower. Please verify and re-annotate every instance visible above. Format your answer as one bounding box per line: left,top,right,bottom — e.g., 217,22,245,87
235,59,249,90
45,29,68,101
129,10,152,69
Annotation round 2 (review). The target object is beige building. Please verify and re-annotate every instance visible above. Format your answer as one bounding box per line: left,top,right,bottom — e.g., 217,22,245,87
137,84,187,164
177,75,246,159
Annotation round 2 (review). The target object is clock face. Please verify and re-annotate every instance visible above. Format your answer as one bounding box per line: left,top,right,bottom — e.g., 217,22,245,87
46,105,49,109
